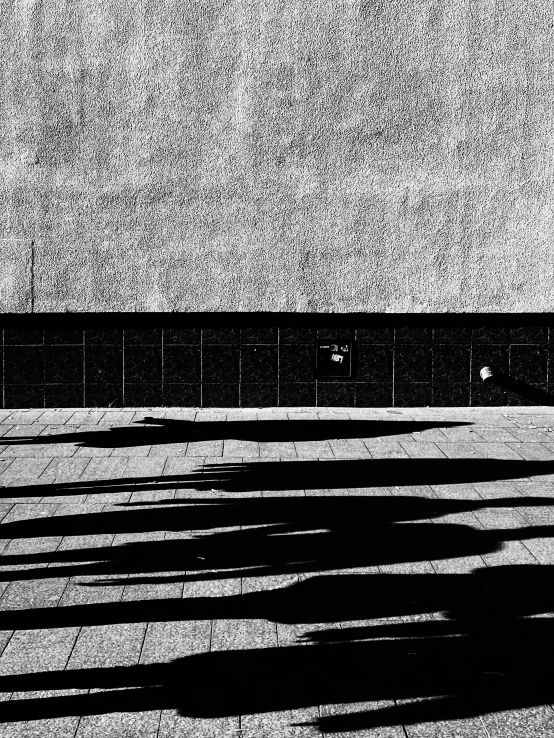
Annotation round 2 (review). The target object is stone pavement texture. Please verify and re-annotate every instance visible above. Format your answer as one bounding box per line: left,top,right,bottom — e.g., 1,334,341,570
1,407,554,736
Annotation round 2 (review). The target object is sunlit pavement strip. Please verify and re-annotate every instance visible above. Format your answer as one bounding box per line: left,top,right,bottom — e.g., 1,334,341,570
0,407,554,735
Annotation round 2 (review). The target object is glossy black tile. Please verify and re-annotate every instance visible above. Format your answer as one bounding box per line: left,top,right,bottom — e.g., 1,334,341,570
395,345,432,382
202,329,239,344
163,329,201,345
45,346,83,383
4,330,43,345
355,328,394,343
241,346,278,382
471,382,520,407
472,327,510,344
395,327,432,343
356,345,393,382
124,384,162,407
4,384,44,408
163,346,201,383
317,327,355,340
433,383,470,407
240,383,278,408
471,345,509,382
202,383,239,407
510,327,548,344
394,383,433,407
278,382,316,406
278,345,314,382
4,347,44,384
240,327,278,344
45,384,84,408
124,329,162,345
433,328,471,344
433,345,471,382
355,382,393,407
85,346,123,383
202,346,239,382
549,351,554,384
510,345,548,383
124,346,162,383
85,329,123,344
317,383,355,407
279,328,316,344
85,384,123,408
44,330,83,345
163,384,201,407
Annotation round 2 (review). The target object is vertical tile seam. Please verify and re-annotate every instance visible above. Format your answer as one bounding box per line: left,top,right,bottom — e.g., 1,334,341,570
200,328,203,409
30,240,35,314
161,329,164,409
122,329,126,409
277,325,280,408
392,326,396,407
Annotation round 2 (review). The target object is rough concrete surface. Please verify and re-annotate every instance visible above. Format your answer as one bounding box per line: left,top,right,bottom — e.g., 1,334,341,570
1,1,554,312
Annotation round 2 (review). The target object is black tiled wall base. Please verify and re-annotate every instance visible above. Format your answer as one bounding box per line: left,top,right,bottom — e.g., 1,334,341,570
1,322,554,408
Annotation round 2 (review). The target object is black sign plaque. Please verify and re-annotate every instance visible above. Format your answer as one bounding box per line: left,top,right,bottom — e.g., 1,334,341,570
315,340,354,378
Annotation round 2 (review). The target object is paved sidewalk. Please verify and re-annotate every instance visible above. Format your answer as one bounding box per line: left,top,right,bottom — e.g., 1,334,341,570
1,406,554,736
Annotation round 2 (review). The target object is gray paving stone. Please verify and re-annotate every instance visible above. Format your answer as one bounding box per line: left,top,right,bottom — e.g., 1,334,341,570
58,574,126,608
37,458,90,480
0,458,13,476
3,412,46,424
158,710,240,738
67,411,106,424
0,627,79,675
507,442,554,460
76,710,161,738
400,442,447,459
329,440,371,457
404,710,490,737
0,577,68,611
365,442,410,459
147,443,190,457
481,704,554,737
223,440,259,456
67,622,146,669
1,503,58,524
260,442,297,457
186,441,223,456
141,620,211,664
294,441,333,457
435,443,484,459
79,458,128,480
110,445,152,457
2,425,47,438
0,459,54,481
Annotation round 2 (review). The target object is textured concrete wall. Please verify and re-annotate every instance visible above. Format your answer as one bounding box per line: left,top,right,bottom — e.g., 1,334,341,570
1,0,553,313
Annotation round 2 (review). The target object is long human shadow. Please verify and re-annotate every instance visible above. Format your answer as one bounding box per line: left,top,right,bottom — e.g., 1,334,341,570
0,418,470,448
0,495,553,586
0,562,552,629
1,567,554,728
2,457,554,500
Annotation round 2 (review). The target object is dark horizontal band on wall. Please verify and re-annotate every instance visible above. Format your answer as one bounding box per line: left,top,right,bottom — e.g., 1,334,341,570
1,318,554,408
1,312,554,329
